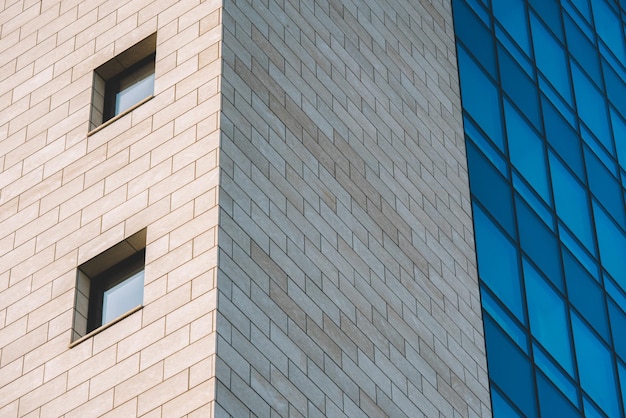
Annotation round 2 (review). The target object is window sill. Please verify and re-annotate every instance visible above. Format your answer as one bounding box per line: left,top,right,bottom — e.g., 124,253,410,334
87,95,154,137
68,305,143,348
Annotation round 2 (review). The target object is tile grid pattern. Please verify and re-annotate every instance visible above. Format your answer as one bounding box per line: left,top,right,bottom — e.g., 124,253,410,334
0,0,222,416
217,0,490,416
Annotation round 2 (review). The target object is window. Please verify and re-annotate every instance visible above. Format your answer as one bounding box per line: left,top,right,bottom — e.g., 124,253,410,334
90,34,156,130
72,229,146,342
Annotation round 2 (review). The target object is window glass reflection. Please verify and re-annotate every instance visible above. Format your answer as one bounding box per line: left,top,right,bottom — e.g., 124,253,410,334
484,315,538,418
593,201,626,291
473,204,525,321
458,46,504,151
531,13,572,103
467,142,516,237
524,259,574,374
572,64,612,150
549,152,595,252
608,299,626,362
533,343,579,406
564,14,602,86
516,196,564,289
505,100,549,201
585,147,625,228
499,47,541,129
536,371,581,418
493,0,530,53
102,270,144,325
543,96,584,179
592,0,626,65
572,313,620,417
563,249,609,341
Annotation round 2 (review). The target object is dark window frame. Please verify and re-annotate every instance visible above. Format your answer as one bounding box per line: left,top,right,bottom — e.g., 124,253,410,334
86,249,146,333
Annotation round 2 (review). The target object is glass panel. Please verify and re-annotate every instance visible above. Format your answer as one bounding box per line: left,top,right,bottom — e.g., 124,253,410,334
505,101,549,201
453,0,496,77
492,0,530,53
534,343,579,406
609,299,626,362
531,13,572,103
499,47,541,129
528,0,564,40
465,116,507,175
536,370,581,418
592,0,626,65
563,249,610,341
610,108,626,171
585,147,625,228
571,63,612,150
543,96,584,179
602,57,626,117
572,312,620,417
115,71,155,116
458,46,504,150
482,287,528,353
102,270,144,324
484,315,538,418
473,204,525,321
492,387,524,418
467,142,516,237
593,202,626,291
524,259,574,374
512,172,552,229
564,14,602,86
549,152,594,252
618,362,626,412
570,0,591,22
516,196,563,289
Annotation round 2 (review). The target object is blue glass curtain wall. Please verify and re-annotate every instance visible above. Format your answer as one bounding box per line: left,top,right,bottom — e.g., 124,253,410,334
453,0,626,416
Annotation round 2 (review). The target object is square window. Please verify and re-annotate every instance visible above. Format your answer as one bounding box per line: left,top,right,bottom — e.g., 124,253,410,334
72,229,146,341
90,34,156,130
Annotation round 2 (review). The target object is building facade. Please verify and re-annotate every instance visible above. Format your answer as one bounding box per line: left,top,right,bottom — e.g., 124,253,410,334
453,0,626,417
0,1,491,417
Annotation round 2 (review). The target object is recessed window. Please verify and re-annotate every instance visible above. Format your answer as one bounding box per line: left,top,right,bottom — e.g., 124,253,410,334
72,229,146,341
104,55,155,121
90,34,156,130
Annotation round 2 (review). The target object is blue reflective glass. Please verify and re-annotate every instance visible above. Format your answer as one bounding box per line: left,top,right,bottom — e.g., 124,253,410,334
465,116,507,175
571,63,612,149
593,202,626,291
618,362,626,411
473,204,525,320
564,14,602,86
570,0,591,22
516,196,564,289
499,47,541,129
458,46,504,150
484,315,538,418
543,96,585,179
512,172,553,229
609,299,626,362
549,152,594,251
563,249,610,341
572,313,620,417
602,58,626,117
453,0,496,77
493,0,530,53
592,0,626,65
524,259,574,374
584,396,609,418
505,101,549,201
559,223,598,279
531,13,572,103
482,288,528,352
467,142,516,237
528,0,564,40
585,147,625,228
536,370,581,418
610,108,626,170
534,343,579,406
492,388,524,418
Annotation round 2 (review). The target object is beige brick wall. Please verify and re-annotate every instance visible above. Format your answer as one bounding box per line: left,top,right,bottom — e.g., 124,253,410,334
217,0,490,417
1,0,490,417
0,0,221,416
